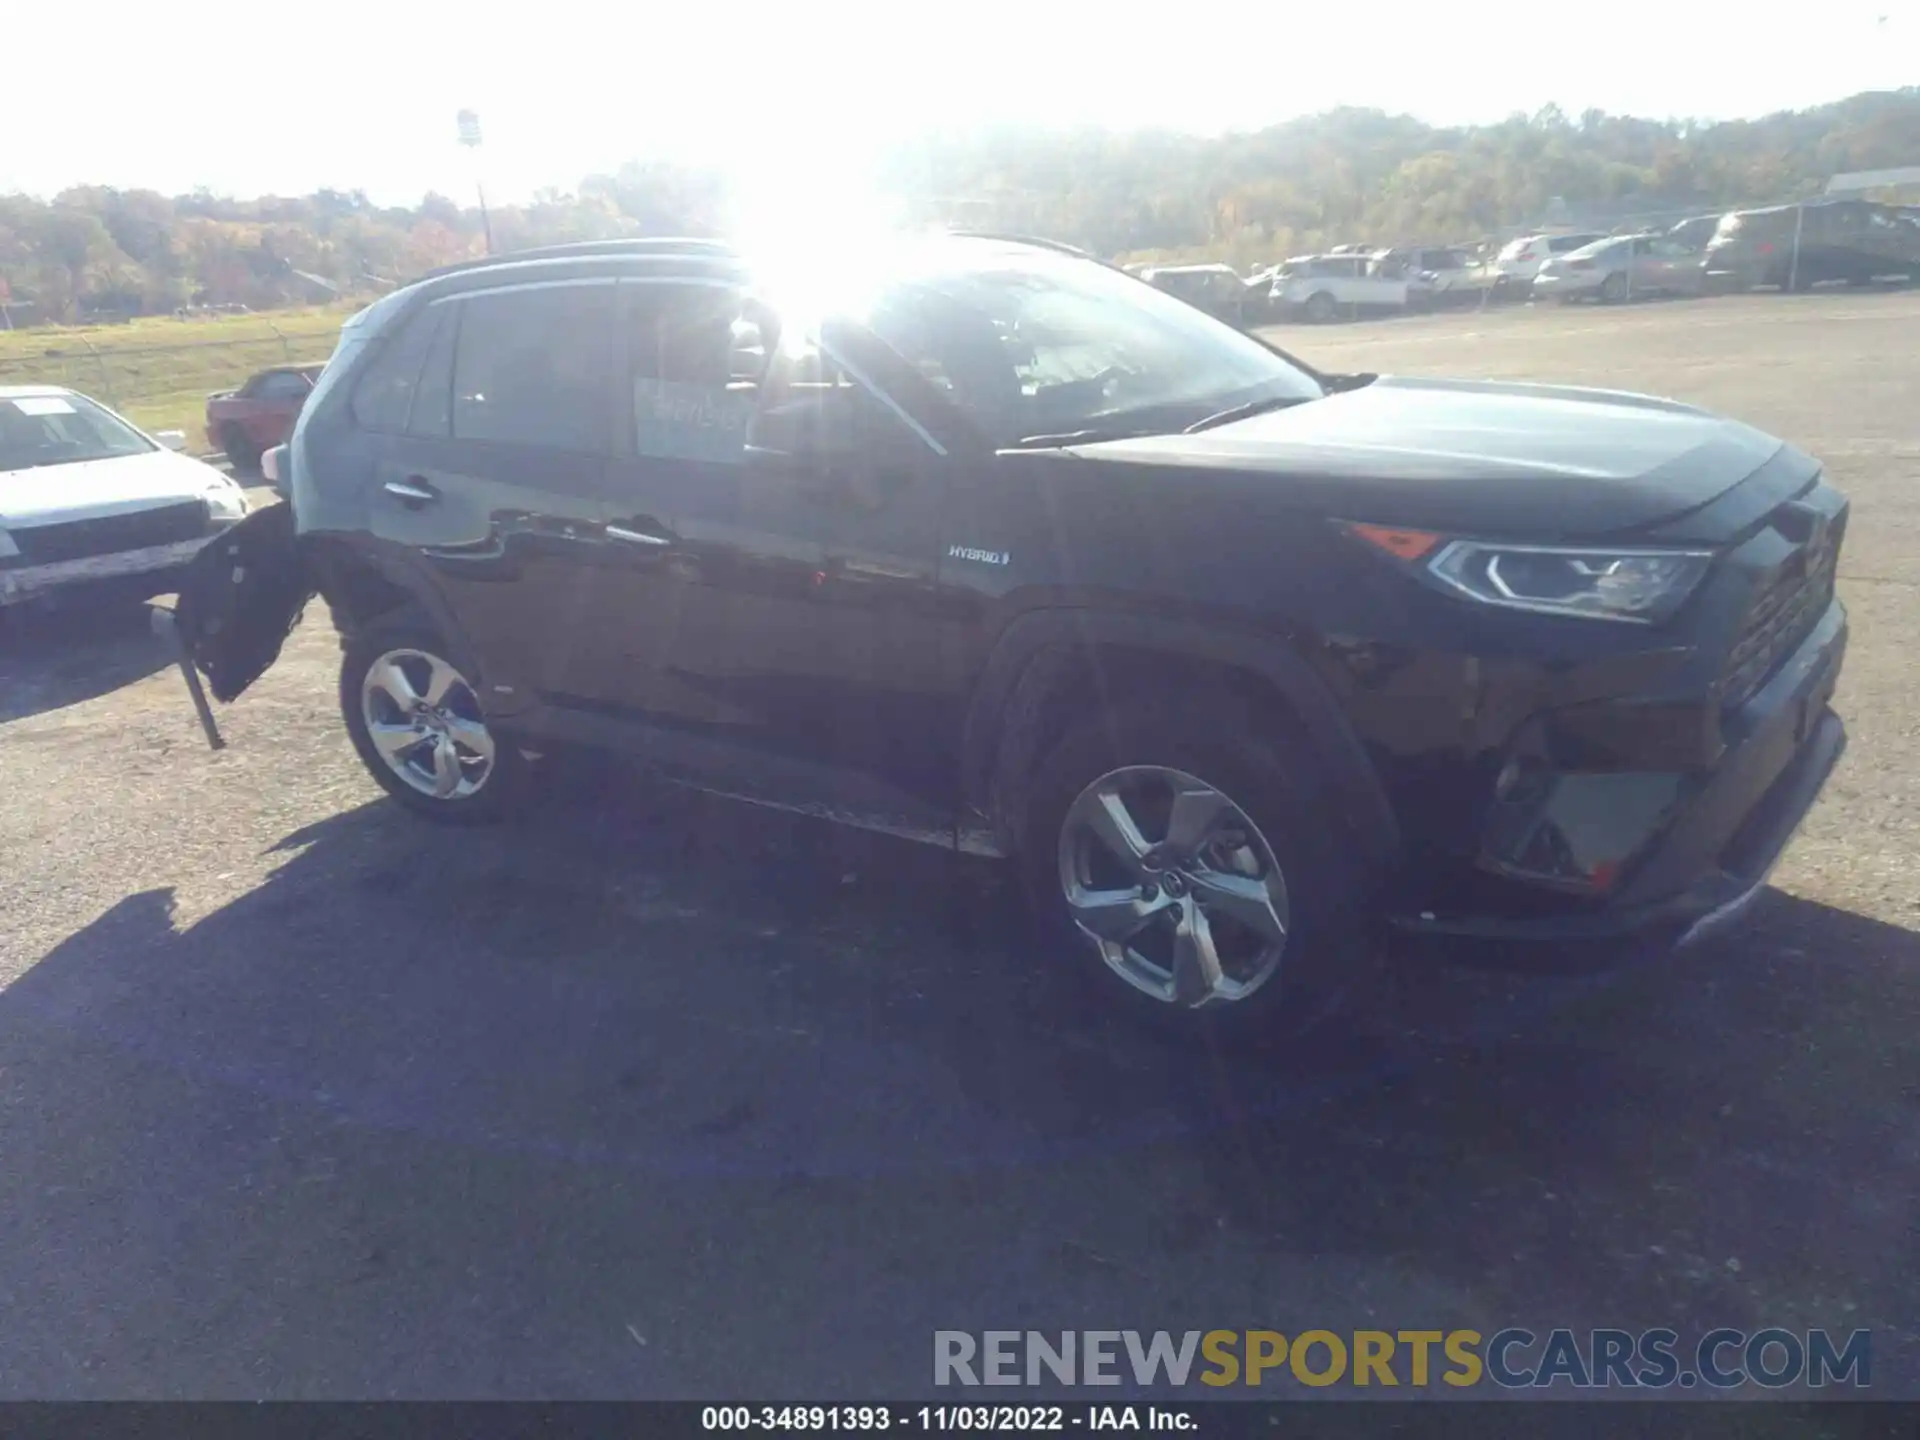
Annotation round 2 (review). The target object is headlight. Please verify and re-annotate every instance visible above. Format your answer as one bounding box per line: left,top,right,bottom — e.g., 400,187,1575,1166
1427,541,1713,623
205,484,249,520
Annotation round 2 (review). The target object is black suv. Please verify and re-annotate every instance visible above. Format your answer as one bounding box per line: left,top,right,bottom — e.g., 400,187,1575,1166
1704,200,1920,290
178,234,1850,1037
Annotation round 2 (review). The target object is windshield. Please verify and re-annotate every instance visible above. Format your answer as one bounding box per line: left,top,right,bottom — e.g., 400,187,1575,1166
847,245,1323,447
0,393,155,473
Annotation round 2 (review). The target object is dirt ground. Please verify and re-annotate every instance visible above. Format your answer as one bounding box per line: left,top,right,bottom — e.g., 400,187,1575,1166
0,291,1914,1403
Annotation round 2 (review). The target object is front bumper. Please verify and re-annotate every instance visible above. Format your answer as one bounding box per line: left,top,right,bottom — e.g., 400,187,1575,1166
1387,598,1848,953
0,531,231,605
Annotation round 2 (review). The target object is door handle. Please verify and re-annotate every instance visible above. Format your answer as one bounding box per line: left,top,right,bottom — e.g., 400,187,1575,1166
605,523,673,547
383,477,439,504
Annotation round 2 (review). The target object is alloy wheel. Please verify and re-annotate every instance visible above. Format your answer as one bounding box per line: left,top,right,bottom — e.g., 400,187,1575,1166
1056,765,1291,1008
360,648,496,800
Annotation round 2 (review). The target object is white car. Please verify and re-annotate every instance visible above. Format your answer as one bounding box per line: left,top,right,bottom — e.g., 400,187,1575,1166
1372,246,1489,300
1,386,250,608
1493,231,1609,286
1268,254,1411,321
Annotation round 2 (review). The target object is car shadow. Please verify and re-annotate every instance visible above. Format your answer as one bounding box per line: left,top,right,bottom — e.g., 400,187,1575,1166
3,770,1916,1394
0,591,174,722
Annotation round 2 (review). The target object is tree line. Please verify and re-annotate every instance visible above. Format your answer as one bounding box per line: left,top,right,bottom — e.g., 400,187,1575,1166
1,89,1914,322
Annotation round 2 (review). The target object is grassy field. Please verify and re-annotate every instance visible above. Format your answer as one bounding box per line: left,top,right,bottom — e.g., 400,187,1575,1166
0,306,350,452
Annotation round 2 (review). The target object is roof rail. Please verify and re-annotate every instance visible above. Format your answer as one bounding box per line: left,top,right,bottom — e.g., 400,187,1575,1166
943,230,1104,263
422,236,741,281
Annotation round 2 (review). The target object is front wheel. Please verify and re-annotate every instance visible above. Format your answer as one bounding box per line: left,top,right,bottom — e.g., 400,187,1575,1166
340,615,531,824
1599,272,1630,303
1302,290,1338,323
1020,699,1372,1044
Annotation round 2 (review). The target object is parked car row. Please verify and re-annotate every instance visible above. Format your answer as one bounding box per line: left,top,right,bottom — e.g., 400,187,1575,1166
1137,198,1920,325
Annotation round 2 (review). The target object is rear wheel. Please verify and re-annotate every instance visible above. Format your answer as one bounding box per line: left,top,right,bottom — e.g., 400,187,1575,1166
219,424,261,473
1020,698,1372,1044
340,615,531,823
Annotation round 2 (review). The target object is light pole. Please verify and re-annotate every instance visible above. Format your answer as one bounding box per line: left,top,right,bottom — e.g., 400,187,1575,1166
457,109,494,255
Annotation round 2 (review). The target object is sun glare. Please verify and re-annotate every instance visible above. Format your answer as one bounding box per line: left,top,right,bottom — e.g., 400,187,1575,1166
724,156,917,336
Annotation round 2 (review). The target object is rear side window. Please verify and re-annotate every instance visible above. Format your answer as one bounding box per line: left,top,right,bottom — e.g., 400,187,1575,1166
628,283,758,464
256,371,312,401
408,307,458,439
351,307,442,433
452,283,614,453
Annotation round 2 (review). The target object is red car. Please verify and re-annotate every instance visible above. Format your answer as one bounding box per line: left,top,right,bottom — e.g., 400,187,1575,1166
205,362,324,471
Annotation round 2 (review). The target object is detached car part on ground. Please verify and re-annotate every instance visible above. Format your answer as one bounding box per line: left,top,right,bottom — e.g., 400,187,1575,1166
163,235,1849,1042
1,387,249,611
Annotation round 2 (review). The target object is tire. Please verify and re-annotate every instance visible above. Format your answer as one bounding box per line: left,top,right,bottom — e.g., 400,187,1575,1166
1599,272,1629,303
1018,695,1374,1046
1303,290,1338,323
340,612,531,824
219,424,261,473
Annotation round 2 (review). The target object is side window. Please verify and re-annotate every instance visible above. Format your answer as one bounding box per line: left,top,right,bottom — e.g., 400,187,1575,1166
452,284,613,453
627,283,759,464
257,371,310,400
351,306,442,434
750,335,918,462
407,303,458,438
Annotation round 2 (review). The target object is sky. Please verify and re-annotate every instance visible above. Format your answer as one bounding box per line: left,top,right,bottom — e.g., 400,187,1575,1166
1,0,1910,208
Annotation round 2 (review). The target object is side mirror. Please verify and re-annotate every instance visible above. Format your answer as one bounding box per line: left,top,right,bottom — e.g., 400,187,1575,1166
156,429,188,452
261,444,289,488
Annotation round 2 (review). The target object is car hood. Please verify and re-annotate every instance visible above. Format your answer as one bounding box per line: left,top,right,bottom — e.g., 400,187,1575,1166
1076,376,1794,537
0,449,232,529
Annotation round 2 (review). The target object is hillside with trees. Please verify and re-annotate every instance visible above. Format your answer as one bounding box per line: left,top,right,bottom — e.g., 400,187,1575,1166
1,89,1914,322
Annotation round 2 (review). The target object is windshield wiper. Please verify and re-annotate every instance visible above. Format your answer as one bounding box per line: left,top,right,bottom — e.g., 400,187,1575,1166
1182,394,1315,434
1006,424,1172,450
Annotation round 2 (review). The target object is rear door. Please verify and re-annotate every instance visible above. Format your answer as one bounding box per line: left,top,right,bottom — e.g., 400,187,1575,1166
363,279,619,707
1627,237,1663,292
1648,237,1701,292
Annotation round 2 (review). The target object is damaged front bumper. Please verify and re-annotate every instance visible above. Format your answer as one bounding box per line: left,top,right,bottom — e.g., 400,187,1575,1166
150,501,316,749
1,534,225,605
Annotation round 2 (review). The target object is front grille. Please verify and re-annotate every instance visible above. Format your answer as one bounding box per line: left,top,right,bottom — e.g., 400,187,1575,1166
10,500,210,565
1720,506,1846,712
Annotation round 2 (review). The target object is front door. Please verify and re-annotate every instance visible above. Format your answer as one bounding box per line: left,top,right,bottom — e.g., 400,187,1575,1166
594,284,966,805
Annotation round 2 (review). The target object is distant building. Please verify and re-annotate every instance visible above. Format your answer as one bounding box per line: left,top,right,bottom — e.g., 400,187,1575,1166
1826,167,1920,194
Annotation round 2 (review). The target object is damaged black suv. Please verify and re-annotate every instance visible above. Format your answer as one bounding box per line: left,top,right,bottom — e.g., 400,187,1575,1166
175,233,1849,1037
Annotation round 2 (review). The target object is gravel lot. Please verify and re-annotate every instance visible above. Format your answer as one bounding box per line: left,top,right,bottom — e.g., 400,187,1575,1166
0,292,1915,1402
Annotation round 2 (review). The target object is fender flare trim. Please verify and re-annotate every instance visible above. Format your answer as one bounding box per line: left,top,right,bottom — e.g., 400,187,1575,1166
958,607,1400,867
